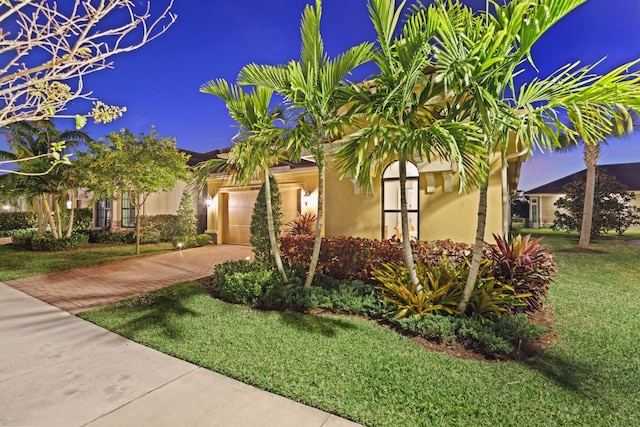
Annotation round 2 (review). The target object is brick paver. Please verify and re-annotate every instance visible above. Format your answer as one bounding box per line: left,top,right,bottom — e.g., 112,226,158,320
4,244,253,314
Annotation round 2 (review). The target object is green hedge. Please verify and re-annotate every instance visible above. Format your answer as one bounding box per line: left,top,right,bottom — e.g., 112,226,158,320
0,212,37,231
89,230,136,244
140,214,179,243
12,231,90,251
171,234,211,249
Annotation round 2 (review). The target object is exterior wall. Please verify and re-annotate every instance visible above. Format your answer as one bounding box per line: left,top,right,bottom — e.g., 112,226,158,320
324,161,381,239
205,167,318,244
323,155,505,244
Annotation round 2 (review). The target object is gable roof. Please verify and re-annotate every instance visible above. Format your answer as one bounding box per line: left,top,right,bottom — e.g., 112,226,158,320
526,162,640,194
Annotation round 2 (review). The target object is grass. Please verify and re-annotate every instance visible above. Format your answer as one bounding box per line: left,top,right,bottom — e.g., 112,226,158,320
0,242,172,281
78,231,640,426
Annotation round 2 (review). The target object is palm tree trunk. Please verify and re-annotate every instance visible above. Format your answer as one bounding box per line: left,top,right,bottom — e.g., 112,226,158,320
304,160,324,290
398,155,420,287
457,163,489,315
579,144,600,249
42,196,58,238
501,157,510,237
264,170,288,283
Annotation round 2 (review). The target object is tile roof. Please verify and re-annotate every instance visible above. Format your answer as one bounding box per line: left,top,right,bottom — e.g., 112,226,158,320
526,162,640,194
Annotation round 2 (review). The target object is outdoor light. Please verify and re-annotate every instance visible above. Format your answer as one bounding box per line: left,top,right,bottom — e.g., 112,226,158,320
66,199,72,210
3,205,10,211
177,242,183,250
302,188,311,206
205,197,213,207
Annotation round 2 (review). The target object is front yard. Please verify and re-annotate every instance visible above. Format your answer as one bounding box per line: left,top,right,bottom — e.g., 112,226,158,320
77,231,640,426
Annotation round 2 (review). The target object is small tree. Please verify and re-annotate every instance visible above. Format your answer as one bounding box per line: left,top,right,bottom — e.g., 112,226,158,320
81,127,189,254
176,190,197,237
251,178,282,265
553,170,640,236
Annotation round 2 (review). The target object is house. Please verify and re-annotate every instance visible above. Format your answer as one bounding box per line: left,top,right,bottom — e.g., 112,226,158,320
203,143,527,245
524,162,640,229
91,149,220,233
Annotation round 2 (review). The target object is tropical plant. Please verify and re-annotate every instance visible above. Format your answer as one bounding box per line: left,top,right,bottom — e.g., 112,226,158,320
286,212,317,236
334,0,486,288
237,0,374,289
414,0,640,314
488,234,557,313
200,80,290,282
372,259,463,318
0,120,92,237
553,170,640,237
80,127,189,254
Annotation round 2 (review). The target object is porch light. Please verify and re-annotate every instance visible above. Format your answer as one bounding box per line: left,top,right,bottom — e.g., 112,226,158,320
302,188,311,206
205,197,213,207
66,199,72,210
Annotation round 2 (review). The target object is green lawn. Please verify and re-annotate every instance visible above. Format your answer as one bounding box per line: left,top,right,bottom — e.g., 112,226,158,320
76,231,639,426
0,242,172,281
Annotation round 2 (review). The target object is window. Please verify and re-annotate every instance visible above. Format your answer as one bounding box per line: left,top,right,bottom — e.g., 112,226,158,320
95,198,112,229
121,193,135,228
530,197,539,223
382,161,419,240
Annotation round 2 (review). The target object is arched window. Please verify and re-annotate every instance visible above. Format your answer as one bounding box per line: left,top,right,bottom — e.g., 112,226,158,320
382,161,419,239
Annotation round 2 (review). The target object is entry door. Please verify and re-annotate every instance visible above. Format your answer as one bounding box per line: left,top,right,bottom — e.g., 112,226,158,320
227,190,258,244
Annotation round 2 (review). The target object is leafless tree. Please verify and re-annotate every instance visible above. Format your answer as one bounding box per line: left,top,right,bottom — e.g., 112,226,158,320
0,0,176,129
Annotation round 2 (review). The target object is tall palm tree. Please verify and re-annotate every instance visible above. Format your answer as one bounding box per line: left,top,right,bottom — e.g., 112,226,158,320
555,107,636,248
1,120,91,236
238,0,373,289
333,0,486,287
408,0,640,313
200,79,290,282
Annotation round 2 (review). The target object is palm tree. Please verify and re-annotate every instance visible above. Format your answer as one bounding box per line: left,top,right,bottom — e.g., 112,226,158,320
238,0,373,289
555,107,636,248
1,120,91,236
200,79,290,282
408,0,640,313
333,0,486,287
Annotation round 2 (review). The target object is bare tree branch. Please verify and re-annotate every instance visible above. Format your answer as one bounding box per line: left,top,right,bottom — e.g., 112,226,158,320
0,0,176,128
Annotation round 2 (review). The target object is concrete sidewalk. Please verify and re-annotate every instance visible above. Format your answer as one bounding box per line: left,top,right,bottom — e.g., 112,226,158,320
0,246,362,426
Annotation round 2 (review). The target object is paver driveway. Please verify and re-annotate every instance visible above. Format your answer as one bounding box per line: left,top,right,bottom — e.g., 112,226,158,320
4,244,253,314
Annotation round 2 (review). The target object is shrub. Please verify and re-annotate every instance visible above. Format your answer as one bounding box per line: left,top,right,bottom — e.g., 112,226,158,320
395,314,546,355
257,276,312,312
372,259,462,318
488,234,557,313
286,213,316,235
139,214,179,243
176,190,197,237
372,257,532,320
1,227,37,238
72,208,94,232
171,234,211,249
89,230,136,244
11,229,38,248
279,235,482,283
0,212,37,231
250,177,282,264
30,232,90,251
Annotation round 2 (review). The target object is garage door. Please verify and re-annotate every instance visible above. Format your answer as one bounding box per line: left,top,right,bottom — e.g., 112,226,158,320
227,190,258,244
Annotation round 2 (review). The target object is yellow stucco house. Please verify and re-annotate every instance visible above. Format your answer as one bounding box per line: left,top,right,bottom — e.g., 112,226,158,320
203,145,526,245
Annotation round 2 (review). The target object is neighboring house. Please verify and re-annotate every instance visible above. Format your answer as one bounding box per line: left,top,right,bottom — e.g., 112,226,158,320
203,145,526,245
93,149,219,233
525,162,640,229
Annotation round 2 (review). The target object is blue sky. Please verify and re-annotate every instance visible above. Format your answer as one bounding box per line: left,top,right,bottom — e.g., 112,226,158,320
11,0,640,190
